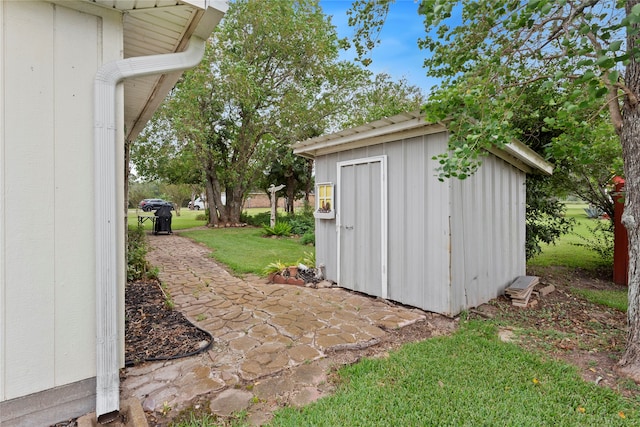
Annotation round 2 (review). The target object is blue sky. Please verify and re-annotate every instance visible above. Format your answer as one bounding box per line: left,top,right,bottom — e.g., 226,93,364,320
319,0,439,95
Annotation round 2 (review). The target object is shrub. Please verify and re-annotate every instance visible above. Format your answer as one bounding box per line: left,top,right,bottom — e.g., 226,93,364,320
262,222,293,237
286,214,315,235
573,220,614,265
127,227,150,281
300,232,315,246
242,211,272,227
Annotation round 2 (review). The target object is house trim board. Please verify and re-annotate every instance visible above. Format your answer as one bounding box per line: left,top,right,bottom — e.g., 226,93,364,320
0,377,95,427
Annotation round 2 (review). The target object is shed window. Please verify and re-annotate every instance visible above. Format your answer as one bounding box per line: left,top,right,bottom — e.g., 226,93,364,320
315,182,335,219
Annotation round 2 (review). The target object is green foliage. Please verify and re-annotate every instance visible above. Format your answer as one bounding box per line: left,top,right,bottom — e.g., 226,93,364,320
263,260,287,276
281,212,315,236
127,227,150,281
180,228,313,276
528,203,613,270
299,251,316,267
573,220,615,266
393,0,631,182
346,0,394,66
262,222,293,237
241,211,272,227
137,0,374,225
341,73,426,128
300,232,316,246
526,176,575,260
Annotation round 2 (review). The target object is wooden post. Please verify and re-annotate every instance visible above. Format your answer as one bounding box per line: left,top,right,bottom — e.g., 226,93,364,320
268,184,285,227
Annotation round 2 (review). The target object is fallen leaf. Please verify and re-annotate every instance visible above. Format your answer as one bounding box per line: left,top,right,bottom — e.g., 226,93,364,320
619,411,626,419
577,407,585,413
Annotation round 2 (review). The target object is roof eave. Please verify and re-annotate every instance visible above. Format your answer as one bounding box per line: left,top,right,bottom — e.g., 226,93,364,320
294,112,553,175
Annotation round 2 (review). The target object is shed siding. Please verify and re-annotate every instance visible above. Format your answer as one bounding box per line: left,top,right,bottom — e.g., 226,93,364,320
315,133,452,313
1,2,124,401
449,155,526,314
386,134,450,314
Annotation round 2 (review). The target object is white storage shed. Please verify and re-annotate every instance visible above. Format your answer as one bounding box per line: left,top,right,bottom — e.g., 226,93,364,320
0,1,226,425
293,112,552,317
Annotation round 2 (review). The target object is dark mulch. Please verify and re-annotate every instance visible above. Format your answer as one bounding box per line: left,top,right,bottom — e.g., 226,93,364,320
125,279,212,366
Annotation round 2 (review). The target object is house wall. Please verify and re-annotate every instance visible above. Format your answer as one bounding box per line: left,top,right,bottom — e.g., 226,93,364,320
449,155,526,314
314,132,453,314
0,0,125,415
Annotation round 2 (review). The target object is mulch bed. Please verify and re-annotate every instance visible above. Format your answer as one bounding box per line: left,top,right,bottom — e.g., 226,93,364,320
125,280,212,366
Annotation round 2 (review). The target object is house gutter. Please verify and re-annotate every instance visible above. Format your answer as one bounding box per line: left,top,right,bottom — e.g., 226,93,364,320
93,35,207,422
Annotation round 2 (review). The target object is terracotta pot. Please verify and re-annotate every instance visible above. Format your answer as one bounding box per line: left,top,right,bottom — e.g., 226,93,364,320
286,277,305,286
269,273,288,284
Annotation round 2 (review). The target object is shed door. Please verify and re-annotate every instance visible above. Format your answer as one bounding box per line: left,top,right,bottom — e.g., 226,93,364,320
337,156,387,298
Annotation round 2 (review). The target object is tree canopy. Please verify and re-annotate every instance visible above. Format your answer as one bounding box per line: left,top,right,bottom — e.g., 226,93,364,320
133,0,426,226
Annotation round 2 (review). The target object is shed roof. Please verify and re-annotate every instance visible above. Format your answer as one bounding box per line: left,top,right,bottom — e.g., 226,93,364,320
47,0,227,141
293,111,553,175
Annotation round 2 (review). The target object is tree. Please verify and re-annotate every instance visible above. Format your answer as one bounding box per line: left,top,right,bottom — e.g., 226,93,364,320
349,0,640,377
341,72,427,127
258,71,426,214
142,0,369,227
260,142,315,214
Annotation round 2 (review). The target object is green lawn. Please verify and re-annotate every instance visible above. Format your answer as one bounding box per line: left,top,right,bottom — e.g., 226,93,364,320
527,202,611,270
268,321,637,426
180,227,312,276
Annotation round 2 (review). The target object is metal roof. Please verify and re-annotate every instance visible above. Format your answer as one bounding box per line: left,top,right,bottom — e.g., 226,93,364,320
48,0,227,141
293,111,553,175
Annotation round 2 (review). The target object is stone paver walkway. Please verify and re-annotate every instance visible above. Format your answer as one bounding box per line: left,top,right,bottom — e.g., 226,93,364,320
121,232,428,424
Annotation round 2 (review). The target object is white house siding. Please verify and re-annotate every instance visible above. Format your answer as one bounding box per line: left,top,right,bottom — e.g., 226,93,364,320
0,1,125,402
449,155,526,314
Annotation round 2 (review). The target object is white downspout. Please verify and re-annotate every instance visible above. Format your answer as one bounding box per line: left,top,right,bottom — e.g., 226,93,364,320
94,35,206,421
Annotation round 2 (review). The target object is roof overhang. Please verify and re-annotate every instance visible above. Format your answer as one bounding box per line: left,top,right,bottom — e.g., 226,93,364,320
293,111,553,175
46,0,227,142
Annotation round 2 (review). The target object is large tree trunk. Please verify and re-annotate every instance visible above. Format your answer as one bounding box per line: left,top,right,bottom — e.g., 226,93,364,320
617,107,640,379
285,174,296,214
616,0,640,380
204,175,218,227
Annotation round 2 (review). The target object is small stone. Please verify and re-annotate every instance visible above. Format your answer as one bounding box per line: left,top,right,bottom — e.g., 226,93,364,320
316,280,333,289
538,284,556,297
209,388,253,416
142,397,156,412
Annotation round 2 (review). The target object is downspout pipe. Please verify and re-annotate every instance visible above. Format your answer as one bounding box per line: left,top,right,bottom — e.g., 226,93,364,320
94,35,206,421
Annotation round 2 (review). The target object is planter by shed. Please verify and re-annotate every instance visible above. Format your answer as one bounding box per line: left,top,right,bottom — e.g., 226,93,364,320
293,112,552,316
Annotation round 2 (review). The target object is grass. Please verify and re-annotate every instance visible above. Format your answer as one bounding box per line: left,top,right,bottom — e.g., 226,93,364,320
180,227,312,276
268,321,637,427
571,287,628,312
528,203,612,270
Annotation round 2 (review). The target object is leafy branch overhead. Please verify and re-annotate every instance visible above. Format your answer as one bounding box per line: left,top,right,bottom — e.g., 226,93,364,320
413,0,635,179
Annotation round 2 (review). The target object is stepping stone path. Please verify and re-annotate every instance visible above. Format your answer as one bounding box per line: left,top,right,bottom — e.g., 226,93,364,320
121,233,427,424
